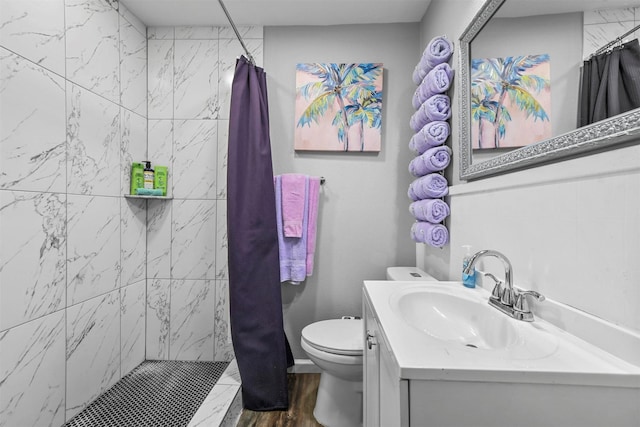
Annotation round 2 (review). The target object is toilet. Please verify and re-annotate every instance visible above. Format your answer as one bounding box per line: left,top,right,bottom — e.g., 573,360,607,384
301,266,437,426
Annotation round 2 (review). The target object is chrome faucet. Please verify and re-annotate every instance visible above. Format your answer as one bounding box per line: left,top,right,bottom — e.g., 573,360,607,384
463,249,544,322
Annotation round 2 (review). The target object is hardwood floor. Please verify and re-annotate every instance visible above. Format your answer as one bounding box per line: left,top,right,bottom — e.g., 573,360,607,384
236,373,323,427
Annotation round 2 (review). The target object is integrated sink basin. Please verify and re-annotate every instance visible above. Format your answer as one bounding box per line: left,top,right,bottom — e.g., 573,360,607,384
364,280,640,426
390,286,517,350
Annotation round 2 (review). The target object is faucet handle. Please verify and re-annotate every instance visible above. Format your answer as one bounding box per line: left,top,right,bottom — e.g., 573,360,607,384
514,290,545,313
482,272,503,301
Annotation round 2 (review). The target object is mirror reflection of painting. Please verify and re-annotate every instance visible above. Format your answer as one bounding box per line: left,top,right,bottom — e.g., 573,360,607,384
471,54,551,150
294,63,383,152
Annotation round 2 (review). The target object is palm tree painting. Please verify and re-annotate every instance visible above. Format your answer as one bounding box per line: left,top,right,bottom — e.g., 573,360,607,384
295,63,383,152
471,54,551,150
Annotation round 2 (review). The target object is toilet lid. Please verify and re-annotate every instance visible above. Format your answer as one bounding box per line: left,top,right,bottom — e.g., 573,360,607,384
301,319,363,356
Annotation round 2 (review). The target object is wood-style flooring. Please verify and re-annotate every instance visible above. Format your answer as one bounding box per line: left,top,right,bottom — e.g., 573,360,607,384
236,373,323,427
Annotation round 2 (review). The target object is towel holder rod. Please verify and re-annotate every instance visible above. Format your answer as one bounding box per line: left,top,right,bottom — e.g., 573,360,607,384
217,0,256,66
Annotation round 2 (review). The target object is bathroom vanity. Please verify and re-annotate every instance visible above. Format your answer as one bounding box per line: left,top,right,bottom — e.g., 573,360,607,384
362,281,640,427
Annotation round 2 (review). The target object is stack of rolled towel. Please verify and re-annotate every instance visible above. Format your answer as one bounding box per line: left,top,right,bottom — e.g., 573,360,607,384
408,35,454,248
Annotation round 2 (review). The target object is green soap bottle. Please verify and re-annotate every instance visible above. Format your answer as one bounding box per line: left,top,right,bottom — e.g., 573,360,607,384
154,165,168,196
130,162,144,195
143,161,154,190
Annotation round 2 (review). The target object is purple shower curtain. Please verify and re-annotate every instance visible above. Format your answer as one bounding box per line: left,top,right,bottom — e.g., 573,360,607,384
227,56,293,411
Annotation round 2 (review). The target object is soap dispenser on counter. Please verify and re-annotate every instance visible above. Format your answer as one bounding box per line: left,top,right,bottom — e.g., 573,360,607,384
462,245,477,288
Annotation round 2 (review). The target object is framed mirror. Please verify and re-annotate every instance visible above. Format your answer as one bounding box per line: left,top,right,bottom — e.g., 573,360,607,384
458,0,640,180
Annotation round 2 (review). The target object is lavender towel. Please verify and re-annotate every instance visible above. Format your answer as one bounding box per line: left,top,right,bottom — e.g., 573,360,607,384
306,177,321,276
275,175,309,284
408,173,449,201
281,174,306,237
409,121,450,155
411,221,449,247
410,94,451,132
420,36,454,71
409,199,450,223
409,145,452,176
412,64,429,87
412,63,454,109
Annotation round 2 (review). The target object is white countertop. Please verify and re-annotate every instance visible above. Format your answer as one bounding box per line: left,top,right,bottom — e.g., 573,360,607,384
364,280,640,387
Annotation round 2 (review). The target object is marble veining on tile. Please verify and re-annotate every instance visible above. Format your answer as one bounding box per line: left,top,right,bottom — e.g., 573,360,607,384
214,280,234,362
67,195,121,305
216,119,229,199
0,191,66,331
186,384,240,427
175,26,219,40
0,311,66,427
120,280,146,376
218,26,263,40
65,290,121,421
120,13,148,116
171,200,216,280
148,39,174,119
215,201,228,280
147,199,172,279
146,278,171,359
120,109,148,196
65,0,120,103
1,48,67,193
66,83,121,197
120,197,146,286
174,40,220,119
170,279,214,361
0,0,66,76
172,120,218,199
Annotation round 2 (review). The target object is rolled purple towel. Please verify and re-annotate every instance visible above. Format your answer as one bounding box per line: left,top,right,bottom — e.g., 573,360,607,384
412,63,454,109
409,94,451,132
409,145,452,176
408,173,449,201
409,199,450,223
419,36,454,72
411,221,449,247
412,63,428,85
409,121,450,155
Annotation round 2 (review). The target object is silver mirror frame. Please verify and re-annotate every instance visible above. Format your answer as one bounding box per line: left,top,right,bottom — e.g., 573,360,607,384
458,0,640,180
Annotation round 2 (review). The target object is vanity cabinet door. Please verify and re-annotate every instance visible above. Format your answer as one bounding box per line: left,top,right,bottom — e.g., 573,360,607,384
363,295,380,427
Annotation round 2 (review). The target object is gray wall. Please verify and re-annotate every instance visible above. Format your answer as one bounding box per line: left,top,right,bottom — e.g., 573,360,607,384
265,23,419,358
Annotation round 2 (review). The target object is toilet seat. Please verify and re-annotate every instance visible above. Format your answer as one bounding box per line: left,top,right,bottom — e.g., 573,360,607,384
301,319,363,356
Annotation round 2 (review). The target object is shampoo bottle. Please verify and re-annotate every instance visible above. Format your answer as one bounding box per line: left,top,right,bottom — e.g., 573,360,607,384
143,161,154,190
462,245,477,288
154,165,168,196
130,162,144,195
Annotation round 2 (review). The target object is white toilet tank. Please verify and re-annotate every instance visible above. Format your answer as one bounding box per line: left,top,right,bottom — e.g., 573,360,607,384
386,266,438,281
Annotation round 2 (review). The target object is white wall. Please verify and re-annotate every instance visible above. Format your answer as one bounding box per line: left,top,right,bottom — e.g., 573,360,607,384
265,23,419,358
419,0,640,334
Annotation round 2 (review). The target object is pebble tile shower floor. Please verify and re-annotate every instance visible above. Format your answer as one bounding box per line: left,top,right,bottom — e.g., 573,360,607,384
64,360,230,427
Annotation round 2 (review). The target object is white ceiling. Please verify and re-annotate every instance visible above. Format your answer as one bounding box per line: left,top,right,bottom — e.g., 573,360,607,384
121,0,640,27
120,0,434,27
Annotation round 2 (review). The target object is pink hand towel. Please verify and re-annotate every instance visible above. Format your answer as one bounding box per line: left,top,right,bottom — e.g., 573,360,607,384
281,173,306,237
306,177,321,276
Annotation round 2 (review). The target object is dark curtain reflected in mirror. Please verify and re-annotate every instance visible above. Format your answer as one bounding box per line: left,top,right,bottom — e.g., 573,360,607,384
579,39,640,126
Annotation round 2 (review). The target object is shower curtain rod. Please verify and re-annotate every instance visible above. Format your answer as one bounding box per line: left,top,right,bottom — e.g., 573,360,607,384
594,23,640,56
217,0,256,66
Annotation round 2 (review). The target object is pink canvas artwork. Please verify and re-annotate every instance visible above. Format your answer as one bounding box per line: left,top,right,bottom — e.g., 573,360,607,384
294,63,383,152
471,54,551,150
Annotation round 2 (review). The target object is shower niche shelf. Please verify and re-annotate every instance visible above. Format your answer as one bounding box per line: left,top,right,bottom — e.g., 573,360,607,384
124,194,173,200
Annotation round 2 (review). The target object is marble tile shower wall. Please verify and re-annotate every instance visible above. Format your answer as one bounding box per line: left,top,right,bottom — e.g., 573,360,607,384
0,0,147,425
583,7,640,58
145,26,263,363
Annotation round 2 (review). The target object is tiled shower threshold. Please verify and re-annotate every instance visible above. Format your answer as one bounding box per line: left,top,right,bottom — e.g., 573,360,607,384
64,359,242,427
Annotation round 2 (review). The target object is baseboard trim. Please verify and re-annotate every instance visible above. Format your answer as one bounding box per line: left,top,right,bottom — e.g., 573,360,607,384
288,358,321,374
